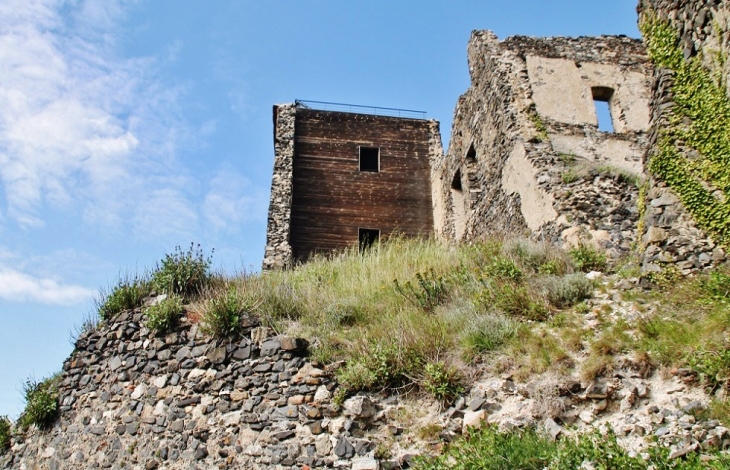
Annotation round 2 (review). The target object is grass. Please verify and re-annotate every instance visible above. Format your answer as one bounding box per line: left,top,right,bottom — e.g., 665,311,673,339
415,426,730,469
97,273,151,320
87,237,730,430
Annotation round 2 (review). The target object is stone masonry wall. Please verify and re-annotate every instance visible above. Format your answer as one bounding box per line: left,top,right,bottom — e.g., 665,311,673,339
434,32,652,258
638,1,729,274
1,306,399,470
263,104,296,271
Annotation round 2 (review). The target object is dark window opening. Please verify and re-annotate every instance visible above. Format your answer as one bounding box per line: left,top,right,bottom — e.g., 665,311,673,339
466,144,476,163
359,146,380,172
592,86,615,133
451,169,462,191
359,228,380,251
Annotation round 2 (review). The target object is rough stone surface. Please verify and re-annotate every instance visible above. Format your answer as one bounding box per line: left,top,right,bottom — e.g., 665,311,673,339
637,0,729,274
432,32,651,260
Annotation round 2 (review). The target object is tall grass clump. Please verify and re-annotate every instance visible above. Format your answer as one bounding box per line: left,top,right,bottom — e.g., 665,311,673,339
18,376,59,431
152,243,213,299
0,416,10,453
199,286,258,338
97,273,151,320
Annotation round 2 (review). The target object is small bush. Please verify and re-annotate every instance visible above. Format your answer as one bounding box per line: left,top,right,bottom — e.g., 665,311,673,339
0,416,11,453
336,340,422,394
97,274,150,320
145,295,183,334
539,274,593,308
484,257,523,282
18,376,59,430
394,269,449,313
199,288,256,338
568,244,607,272
700,269,730,303
421,361,464,406
688,348,730,391
152,243,212,299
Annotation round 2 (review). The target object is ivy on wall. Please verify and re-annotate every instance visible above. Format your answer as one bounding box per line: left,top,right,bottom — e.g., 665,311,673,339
641,15,730,245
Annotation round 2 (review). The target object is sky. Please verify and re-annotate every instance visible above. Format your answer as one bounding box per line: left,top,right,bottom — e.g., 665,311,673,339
0,0,642,418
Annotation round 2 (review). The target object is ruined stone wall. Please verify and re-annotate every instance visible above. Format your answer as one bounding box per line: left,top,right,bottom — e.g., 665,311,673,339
637,1,729,273
263,104,296,271
434,32,652,257
1,309,399,470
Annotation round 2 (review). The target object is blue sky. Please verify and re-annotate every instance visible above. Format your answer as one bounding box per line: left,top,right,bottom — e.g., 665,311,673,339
0,0,641,418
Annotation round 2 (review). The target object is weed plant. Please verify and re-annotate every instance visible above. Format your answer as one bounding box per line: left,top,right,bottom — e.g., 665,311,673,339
568,244,607,272
145,295,183,334
18,376,59,431
420,361,464,406
152,243,212,299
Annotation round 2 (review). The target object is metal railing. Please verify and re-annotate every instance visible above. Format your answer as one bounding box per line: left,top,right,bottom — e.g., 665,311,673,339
295,99,427,119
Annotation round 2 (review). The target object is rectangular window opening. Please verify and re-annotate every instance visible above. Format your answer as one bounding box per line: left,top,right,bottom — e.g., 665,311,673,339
358,228,380,251
591,86,615,133
359,146,380,172
594,99,615,133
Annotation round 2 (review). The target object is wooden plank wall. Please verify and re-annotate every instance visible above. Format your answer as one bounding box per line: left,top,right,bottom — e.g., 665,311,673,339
290,109,434,262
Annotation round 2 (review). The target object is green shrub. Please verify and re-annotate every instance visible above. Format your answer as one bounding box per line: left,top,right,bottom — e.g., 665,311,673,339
688,348,730,391
18,376,59,430
199,288,255,338
484,257,523,282
336,340,423,395
0,416,10,453
152,243,212,299
394,268,449,313
568,244,607,272
700,270,730,303
97,274,151,320
421,361,464,405
539,274,593,308
145,295,183,334
645,264,683,289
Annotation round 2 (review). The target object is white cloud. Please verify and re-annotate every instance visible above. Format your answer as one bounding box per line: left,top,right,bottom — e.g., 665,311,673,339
0,0,195,238
0,268,94,305
203,168,267,232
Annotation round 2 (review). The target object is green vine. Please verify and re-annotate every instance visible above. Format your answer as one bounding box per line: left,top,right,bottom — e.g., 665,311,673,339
641,15,730,245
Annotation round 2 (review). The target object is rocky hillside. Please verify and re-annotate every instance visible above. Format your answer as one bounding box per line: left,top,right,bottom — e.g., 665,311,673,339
3,238,730,469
